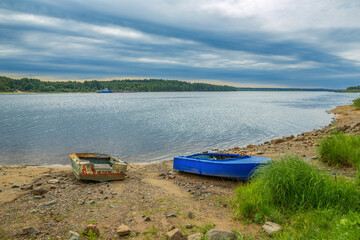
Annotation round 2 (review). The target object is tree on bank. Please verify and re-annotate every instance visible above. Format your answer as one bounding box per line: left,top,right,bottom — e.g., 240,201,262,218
0,76,237,92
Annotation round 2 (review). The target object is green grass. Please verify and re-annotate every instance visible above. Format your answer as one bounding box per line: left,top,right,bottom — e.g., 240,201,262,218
198,222,216,234
86,219,99,225
318,133,360,168
142,226,157,235
277,210,360,240
83,229,103,240
234,155,360,239
353,98,360,109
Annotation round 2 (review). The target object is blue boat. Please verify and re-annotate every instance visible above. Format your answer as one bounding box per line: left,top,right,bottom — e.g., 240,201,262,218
97,88,137,93
97,88,112,93
173,153,271,180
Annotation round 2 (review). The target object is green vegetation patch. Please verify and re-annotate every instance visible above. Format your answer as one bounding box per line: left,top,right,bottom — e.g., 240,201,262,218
347,86,360,92
353,97,360,109
234,155,360,238
198,222,216,234
277,209,360,240
143,225,157,235
0,76,237,92
318,132,360,168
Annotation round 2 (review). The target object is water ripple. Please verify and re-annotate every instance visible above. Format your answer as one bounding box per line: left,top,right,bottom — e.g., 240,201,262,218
0,92,359,165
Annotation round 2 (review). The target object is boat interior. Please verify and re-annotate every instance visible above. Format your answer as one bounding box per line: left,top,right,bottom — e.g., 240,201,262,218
78,156,114,170
192,154,239,160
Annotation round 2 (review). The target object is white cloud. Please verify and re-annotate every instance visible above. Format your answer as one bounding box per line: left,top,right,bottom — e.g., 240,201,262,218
0,10,61,27
0,9,195,45
186,79,288,88
0,27,318,73
1,0,359,86
121,47,319,71
337,47,360,66
40,0,360,68
0,45,24,56
198,0,360,32
71,0,360,33
0,7,316,71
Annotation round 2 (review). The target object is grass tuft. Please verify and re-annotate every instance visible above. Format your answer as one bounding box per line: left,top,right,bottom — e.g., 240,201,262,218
235,155,360,222
198,222,216,234
234,155,360,238
318,133,360,168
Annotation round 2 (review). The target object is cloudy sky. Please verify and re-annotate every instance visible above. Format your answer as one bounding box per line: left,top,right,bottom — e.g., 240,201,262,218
0,0,360,88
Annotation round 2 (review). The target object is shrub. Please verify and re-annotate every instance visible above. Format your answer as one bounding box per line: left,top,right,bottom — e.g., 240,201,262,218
235,155,360,222
318,133,360,168
353,98,360,109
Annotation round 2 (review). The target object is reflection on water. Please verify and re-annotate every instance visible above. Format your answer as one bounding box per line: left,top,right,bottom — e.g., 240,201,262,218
0,91,358,165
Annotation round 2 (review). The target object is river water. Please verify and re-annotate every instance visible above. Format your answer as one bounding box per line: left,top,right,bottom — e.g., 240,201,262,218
0,91,358,165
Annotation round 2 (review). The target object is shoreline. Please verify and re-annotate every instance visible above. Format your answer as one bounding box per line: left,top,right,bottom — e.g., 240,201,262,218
0,104,359,239
0,102,345,167
0,103,357,173
0,90,350,94
222,104,359,160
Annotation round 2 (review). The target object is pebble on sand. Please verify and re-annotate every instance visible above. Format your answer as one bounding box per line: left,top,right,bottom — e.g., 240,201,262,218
116,225,131,236
48,179,60,184
205,229,236,240
188,232,202,240
262,221,283,236
166,213,177,218
166,228,187,240
21,226,40,236
68,231,80,240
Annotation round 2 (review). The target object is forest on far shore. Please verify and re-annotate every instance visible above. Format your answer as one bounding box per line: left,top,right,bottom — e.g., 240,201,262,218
346,86,360,92
0,76,237,92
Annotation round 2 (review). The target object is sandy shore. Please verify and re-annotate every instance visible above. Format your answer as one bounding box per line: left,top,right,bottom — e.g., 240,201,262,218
0,104,359,239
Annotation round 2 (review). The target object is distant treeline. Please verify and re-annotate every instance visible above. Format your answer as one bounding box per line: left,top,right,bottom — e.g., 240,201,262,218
0,76,237,92
236,87,334,91
346,86,360,92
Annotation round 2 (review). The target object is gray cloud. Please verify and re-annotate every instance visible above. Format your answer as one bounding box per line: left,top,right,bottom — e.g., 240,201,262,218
0,0,360,88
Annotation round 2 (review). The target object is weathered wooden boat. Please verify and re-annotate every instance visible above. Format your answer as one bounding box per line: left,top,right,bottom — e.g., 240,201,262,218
173,153,271,180
69,153,127,181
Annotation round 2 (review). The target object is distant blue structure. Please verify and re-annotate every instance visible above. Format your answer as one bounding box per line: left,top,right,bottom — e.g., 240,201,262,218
97,88,112,93
97,88,137,93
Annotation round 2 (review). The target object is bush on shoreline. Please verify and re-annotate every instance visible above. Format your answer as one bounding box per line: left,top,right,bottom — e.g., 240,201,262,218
353,97,360,109
234,155,360,238
318,133,360,169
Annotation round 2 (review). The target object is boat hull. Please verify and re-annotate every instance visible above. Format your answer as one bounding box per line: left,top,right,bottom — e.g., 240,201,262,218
173,153,271,180
70,153,127,182
72,170,126,181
